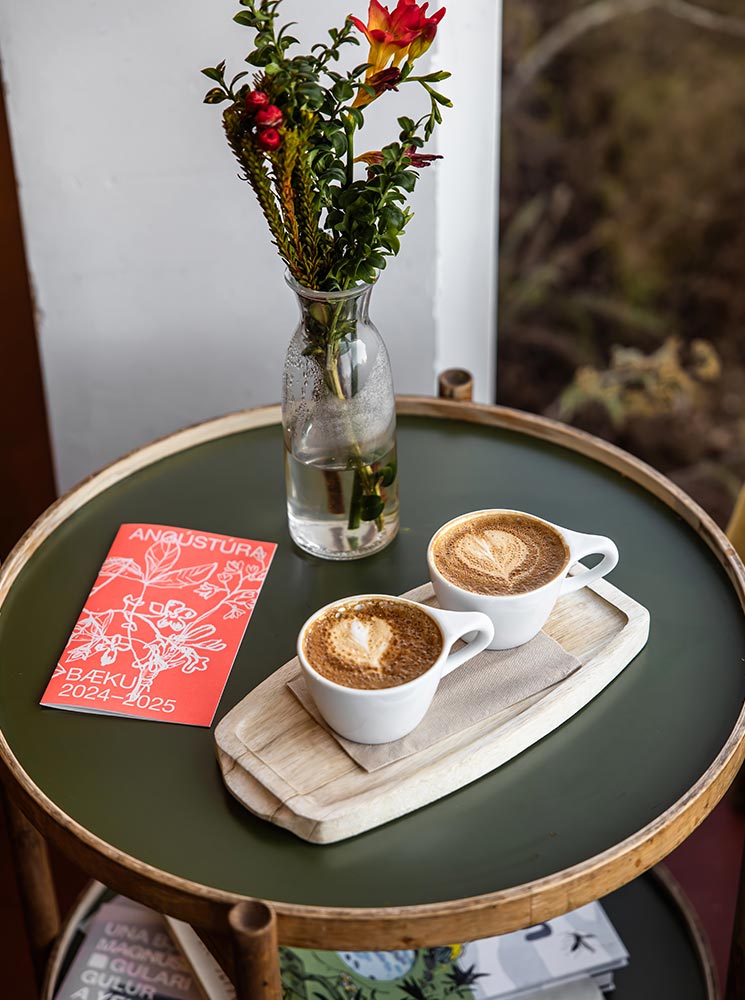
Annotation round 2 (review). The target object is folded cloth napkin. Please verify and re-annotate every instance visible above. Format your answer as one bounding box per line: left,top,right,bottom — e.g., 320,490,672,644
287,583,580,772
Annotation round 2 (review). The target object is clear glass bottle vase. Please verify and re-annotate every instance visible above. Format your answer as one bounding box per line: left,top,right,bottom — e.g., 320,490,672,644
282,276,399,560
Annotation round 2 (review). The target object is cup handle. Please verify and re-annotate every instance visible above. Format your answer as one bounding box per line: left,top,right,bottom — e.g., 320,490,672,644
426,607,495,678
559,531,619,595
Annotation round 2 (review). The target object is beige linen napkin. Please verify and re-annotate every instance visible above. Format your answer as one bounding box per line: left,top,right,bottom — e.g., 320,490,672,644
287,583,581,772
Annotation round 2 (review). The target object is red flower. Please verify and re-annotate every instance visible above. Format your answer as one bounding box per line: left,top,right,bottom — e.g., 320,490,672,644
255,105,283,129
402,146,442,167
350,1,445,76
353,67,402,109
355,145,442,168
245,90,270,114
256,128,281,152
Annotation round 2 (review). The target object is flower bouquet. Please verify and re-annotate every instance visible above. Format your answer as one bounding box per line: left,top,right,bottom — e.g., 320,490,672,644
203,0,450,559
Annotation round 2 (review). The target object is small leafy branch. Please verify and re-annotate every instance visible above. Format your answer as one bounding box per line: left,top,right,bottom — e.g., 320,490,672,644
202,0,451,291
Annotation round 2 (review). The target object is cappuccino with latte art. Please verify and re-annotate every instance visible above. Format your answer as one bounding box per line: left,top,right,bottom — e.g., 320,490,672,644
432,512,569,596
428,509,619,650
302,597,444,690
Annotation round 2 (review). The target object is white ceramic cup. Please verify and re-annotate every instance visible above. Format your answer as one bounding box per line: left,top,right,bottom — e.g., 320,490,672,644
297,594,494,744
427,510,619,651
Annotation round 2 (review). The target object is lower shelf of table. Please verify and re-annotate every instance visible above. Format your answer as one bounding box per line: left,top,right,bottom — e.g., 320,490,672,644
44,868,718,999
603,868,717,998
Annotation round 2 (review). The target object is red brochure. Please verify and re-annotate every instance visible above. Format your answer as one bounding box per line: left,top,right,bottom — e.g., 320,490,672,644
41,524,277,726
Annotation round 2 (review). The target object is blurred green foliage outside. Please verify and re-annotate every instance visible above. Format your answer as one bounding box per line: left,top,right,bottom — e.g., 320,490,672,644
499,0,745,524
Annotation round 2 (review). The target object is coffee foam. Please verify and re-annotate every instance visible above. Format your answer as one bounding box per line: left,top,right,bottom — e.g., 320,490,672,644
303,598,443,690
433,512,569,596
327,617,393,671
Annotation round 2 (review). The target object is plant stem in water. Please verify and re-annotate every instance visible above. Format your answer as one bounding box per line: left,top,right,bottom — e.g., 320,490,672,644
313,294,390,536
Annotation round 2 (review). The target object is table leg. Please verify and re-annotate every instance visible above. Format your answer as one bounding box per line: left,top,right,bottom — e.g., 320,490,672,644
1,787,60,988
228,900,283,1000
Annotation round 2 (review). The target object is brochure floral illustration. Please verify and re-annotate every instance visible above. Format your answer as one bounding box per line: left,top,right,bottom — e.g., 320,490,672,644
41,524,276,726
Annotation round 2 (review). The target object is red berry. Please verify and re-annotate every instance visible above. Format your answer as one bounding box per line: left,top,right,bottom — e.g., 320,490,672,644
254,105,283,129
256,128,281,151
244,90,270,113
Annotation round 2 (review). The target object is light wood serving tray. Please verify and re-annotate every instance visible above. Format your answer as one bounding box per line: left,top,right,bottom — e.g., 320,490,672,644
215,574,649,844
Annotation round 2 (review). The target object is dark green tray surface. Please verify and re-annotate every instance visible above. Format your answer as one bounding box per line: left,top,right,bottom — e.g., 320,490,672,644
1,415,743,909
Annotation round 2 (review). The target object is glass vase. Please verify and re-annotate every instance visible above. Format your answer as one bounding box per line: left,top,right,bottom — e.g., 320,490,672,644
281,276,399,560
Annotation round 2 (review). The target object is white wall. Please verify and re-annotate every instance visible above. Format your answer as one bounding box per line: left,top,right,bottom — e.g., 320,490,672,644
435,1,502,404
1,1,500,491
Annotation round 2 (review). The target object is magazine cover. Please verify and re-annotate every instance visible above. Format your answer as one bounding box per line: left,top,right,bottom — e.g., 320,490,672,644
54,896,204,1000
41,523,276,726
462,901,628,999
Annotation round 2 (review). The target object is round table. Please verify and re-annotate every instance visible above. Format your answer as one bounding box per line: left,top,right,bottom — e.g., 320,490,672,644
1,399,744,984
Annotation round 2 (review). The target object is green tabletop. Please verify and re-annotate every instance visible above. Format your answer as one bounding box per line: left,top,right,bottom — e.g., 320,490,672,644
1,407,744,914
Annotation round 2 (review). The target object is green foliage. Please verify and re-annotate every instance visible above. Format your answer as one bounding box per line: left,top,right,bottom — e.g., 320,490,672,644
498,0,745,523
323,131,419,287
202,0,451,292
559,338,721,429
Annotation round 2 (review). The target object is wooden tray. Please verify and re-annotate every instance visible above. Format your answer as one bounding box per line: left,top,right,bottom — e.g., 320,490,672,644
215,574,649,844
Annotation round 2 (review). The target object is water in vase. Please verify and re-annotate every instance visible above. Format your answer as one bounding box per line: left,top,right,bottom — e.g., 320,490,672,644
285,442,399,560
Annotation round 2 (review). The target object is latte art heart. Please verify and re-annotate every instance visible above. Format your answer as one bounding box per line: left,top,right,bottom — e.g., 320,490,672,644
302,597,444,689
433,512,570,596
328,617,393,671
454,530,530,582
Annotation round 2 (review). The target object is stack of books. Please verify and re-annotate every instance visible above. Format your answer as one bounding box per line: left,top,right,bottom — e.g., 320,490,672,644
53,892,628,1000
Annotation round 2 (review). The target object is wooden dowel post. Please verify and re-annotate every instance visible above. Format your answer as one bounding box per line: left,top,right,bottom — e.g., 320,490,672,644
2,789,60,988
229,900,282,1000
437,368,473,402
